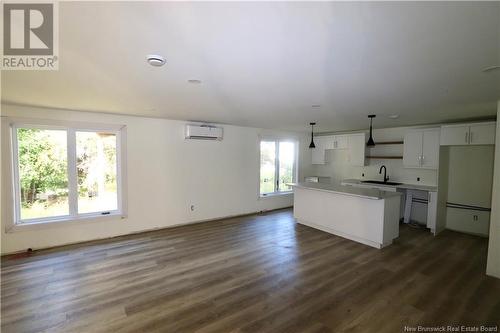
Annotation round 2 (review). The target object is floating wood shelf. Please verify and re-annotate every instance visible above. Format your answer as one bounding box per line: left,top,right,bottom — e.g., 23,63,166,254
365,155,403,159
366,141,404,147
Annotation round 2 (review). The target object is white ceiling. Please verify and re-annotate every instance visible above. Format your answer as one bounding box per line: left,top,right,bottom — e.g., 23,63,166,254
2,1,499,132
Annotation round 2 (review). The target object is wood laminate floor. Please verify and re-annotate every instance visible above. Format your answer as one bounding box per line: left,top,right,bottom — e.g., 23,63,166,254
2,208,500,333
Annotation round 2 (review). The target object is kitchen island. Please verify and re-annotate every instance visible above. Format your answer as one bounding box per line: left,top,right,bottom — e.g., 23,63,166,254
341,179,441,235
290,183,402,249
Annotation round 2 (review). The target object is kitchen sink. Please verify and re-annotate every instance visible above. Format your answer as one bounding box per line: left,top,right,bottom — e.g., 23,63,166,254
361,180,403,186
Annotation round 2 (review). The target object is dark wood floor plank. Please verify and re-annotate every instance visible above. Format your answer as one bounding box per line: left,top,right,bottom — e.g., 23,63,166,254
2,208,499,333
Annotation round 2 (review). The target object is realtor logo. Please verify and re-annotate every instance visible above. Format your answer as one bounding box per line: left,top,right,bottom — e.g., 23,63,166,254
2,1,59,70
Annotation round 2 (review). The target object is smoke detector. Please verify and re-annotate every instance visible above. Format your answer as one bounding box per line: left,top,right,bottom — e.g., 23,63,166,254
146,55,166,67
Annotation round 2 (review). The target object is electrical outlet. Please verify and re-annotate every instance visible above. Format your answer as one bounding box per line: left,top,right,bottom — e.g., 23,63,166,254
473,215,478,221
417,177,420,182
362,173,365,177
190,205,195,212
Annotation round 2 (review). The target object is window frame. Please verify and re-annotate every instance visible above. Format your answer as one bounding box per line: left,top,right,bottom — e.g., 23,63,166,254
9,120,127,229
259,137,299,198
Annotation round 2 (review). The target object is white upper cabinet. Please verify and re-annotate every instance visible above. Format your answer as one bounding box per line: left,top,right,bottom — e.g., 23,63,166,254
440,122,496,146
440,124,470,146
347,133,366,166
421,129,440,169
469,123,496,145
323,135,336,150
324,135,348,150
333,135,348,149
403,131,423,168
311,134,361,165
311,136,328,164
403,128,440,169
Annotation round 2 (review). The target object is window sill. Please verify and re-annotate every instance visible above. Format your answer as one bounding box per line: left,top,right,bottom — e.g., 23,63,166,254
259,191,294,199
5,213,126,233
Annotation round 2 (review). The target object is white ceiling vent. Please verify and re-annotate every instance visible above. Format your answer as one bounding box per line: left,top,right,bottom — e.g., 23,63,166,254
185,124,223,140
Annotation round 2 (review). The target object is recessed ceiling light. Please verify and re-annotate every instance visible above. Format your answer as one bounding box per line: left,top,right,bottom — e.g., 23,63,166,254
482,65,500,73
188,79,202,84
388,114,400,119
146,54,166,67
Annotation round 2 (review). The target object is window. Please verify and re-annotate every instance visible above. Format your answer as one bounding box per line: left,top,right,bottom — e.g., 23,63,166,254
260,139,298,196
76,131,118,214
12,123,125,225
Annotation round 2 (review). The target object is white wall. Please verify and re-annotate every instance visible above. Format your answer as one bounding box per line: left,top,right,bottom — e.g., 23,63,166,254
0,104,309,254
309,127,439,186
487,102,500,278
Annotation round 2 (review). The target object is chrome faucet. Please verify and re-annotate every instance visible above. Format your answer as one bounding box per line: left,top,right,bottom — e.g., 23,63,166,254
379,165,389,183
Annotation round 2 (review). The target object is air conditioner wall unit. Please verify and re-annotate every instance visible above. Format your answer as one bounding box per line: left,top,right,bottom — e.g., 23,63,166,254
185,124,223,140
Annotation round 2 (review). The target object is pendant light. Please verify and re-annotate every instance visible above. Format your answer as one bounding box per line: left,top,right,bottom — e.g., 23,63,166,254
366,115,376,146
309,122,316,149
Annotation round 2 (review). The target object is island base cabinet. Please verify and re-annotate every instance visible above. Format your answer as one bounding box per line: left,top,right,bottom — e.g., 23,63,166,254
293,187,400,249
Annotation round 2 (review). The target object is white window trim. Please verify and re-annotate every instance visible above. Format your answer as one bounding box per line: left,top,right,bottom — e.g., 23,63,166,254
5,118,128,232
258,136,299,198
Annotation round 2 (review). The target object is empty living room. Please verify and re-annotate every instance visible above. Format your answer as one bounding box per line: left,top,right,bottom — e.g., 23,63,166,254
1,1,500,332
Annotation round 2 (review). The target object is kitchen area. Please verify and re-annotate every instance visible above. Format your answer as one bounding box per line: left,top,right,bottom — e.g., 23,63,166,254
294,119,496,248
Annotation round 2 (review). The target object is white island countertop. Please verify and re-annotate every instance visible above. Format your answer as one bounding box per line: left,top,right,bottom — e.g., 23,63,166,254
289,182,402,200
